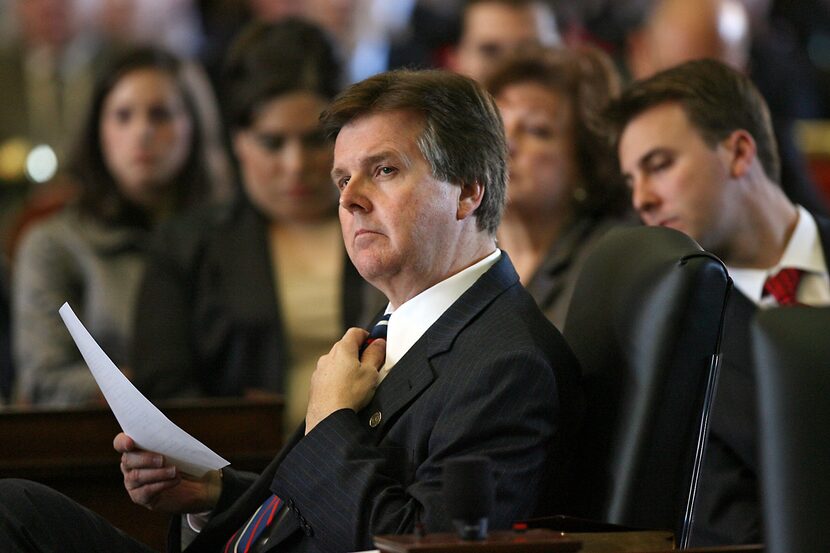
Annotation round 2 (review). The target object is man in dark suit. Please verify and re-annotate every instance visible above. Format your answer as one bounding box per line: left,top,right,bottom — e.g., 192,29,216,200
0,69,582,552
605,59,830,546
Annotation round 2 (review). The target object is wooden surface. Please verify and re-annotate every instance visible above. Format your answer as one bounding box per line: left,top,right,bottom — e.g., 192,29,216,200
0,397,283,549
376,529,762,553
375,529,582,552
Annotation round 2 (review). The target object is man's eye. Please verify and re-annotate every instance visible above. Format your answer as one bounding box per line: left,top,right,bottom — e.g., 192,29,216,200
377,166,396,177
527,125,554,139
478,42,502,59
337,177,350,190
646,156,672,173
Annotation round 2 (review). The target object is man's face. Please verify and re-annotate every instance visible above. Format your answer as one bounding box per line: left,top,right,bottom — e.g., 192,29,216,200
618,102,737,253
453,2,556,83
333,110,463,303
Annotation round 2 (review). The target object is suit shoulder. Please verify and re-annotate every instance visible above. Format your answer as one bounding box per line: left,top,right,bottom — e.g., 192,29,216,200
464,282,578,367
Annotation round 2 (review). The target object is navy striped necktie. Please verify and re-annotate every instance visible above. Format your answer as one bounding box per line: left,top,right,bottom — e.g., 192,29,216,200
359,313,390,356
224,315,392,552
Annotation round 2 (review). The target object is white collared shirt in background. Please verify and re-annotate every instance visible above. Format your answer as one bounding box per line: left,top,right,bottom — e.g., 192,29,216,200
729,205,830,307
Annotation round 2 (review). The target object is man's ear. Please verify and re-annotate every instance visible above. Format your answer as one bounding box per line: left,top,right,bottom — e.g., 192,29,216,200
457,180,485,220
723,129,757,178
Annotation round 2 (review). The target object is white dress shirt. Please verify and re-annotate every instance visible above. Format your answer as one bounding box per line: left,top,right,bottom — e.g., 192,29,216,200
728,205,830,307
378,249,501,381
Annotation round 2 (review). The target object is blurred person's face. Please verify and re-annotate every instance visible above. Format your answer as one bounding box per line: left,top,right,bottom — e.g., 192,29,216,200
234,91,336,223
451,2,557,83
618,102,739,254
628,0,749,79
16,0,73,48
247,0,304,21
304,0,356,43
100,68,193,208
498,82,579,217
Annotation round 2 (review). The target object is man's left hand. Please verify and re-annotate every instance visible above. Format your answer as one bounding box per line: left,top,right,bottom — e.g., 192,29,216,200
305,328,386,434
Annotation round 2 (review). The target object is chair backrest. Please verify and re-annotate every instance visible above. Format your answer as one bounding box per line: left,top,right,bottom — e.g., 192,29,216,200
753,306,830,553
562,226,731,546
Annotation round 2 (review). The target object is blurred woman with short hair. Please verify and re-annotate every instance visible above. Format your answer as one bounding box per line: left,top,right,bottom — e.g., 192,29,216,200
488,46,633,329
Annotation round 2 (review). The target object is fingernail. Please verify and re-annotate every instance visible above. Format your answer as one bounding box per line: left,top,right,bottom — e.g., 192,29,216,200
168,467,176,477
155,456,164,467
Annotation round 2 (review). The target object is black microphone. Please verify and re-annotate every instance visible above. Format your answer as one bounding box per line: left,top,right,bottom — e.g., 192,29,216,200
442,456,494,540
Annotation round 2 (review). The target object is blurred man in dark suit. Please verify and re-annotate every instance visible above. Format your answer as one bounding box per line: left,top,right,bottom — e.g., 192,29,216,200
606,59,830,546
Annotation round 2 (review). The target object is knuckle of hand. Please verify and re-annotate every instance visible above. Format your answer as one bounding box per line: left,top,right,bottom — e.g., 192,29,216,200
127,470,143,486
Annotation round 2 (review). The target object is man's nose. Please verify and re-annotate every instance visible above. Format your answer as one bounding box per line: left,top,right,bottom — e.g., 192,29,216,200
631,176,659,214
339,175,370,214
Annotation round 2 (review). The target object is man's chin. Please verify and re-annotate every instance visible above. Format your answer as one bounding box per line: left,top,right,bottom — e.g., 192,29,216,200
654,218,685,234
660,221,705,246
350,252,395,284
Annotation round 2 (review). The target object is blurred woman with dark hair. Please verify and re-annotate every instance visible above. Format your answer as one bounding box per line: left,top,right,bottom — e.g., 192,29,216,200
488,46,633,329
13,46,211,405
131,19,381,432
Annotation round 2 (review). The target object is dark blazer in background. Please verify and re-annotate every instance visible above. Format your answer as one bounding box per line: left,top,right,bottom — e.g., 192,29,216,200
174,253,584,553
692,213,830,545
524,216,629,330
131,198,383,398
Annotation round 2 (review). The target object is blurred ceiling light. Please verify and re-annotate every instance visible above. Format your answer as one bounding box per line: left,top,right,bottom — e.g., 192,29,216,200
25,144,59,184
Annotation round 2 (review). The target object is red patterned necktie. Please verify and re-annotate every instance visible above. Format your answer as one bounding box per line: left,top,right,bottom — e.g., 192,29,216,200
763,268,804,306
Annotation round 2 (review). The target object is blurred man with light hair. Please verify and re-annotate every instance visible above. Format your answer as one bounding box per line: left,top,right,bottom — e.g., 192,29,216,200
449,0,560,84
626,0,750,80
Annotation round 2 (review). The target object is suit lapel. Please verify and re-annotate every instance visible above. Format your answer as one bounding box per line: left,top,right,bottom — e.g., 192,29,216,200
359,253,520,438
814,213,830,263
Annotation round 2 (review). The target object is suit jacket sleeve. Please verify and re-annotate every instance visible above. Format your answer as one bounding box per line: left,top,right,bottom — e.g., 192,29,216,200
270,347,559,552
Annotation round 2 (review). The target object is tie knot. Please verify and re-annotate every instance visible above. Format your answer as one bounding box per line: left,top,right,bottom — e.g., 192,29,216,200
763,268,804,306
367,313,391,342
360,313,391,355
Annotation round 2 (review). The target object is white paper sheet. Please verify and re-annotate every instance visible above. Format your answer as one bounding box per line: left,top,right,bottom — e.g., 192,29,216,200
59,302,229,476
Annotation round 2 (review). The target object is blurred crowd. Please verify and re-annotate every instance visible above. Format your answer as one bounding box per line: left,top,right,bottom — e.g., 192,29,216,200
0,0,828,547
0,0,827,402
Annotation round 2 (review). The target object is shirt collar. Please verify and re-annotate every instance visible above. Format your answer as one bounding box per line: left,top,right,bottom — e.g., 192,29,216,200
379,249,501,378
729,205,827,303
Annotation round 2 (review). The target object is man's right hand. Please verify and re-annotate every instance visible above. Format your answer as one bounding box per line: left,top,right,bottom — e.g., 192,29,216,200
114,433,222,514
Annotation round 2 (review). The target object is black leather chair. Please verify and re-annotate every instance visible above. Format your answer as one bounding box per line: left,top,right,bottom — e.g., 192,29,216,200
753,306,830,553
560,226,731,547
